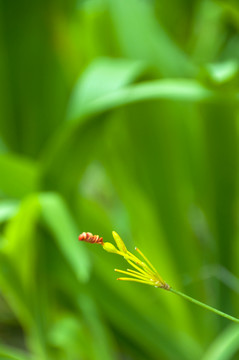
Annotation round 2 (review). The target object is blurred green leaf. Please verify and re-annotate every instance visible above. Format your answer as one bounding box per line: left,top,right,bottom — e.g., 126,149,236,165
0,196,50,359
107,0,196,77
0,344,32,360
204,60,239,84
0,154,39,198
190,0,225,64
67,57,147,120
3,195,40,291
0,251,32,328
202,324,239,360
68,77,219,124
78,294,116,360
39,192,90,282
0,200,19,223
48,315,88,360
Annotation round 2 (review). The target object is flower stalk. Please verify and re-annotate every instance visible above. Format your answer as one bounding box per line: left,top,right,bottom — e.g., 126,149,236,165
170,288,239,324
78,231,239,324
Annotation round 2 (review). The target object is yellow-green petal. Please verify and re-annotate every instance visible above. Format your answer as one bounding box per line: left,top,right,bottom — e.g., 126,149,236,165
102,242,118,254
112,231,127,253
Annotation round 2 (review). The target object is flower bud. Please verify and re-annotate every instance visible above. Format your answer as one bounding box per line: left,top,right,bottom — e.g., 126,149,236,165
112,231,127,253
103,242,118,254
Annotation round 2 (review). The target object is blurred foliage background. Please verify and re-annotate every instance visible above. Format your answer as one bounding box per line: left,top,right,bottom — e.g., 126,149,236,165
1,0,239,359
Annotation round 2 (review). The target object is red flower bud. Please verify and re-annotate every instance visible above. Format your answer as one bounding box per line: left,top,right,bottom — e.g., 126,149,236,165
78,232,103,245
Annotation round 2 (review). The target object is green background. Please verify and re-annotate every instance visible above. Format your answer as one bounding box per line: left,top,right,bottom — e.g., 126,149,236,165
0,0,239,359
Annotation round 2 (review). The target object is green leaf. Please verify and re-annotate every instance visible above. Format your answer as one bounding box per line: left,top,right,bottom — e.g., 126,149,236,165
67,57,147,121
68,78,220,124
0,344,32,360
0,154,39,198
39,192,90,282
3,195,41,292
107,0,196,77
204,60,239,85
0,200,19,223
202,324,239,360
78,294,116,360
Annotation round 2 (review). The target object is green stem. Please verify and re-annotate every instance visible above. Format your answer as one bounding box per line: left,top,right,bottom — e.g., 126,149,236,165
169,288,239,324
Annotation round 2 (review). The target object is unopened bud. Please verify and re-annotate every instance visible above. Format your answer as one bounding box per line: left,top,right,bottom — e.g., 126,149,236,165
112,231,127,253
103,242,118,254
78,232,103,244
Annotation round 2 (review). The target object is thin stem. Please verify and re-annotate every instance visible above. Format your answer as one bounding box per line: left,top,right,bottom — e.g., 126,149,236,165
170,288,239,324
